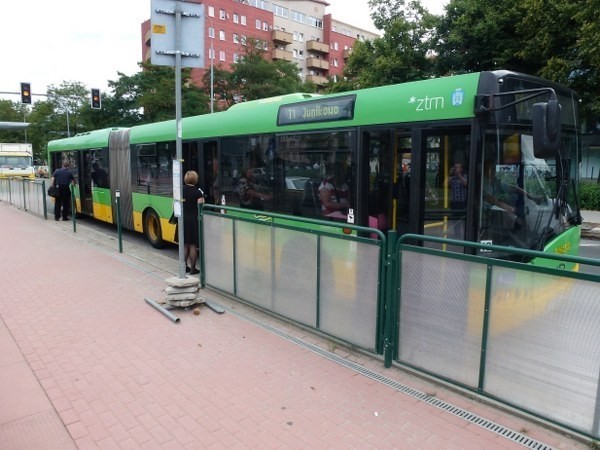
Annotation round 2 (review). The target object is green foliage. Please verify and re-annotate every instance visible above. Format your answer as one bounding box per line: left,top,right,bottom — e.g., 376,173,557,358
344,0,436,88
580,181,600,211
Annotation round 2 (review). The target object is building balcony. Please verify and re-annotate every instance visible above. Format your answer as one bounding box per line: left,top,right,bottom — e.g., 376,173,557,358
306,40,329,54
272,48,293,62
272,30,293,45
343,49,352,59
306,74,329,86
306,57,329,70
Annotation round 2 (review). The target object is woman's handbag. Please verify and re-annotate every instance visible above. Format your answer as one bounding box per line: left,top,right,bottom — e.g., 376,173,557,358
47,185,58,198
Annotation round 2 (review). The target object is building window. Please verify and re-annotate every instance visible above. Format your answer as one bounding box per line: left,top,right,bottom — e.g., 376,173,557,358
241,15,246,25
233,53,239,62
233,13,239,24
333,42,338,51
209,48,214,60
241,35,247,45
262,21,269,31
233,33,239,44
332,58,338,67
208,6,215,17
299,50,304,60
293,49,297,59
293,31,298,41
298,32,304,42
219,30,225,41
208,27,215,39
256,19,261,29
219,51,226,61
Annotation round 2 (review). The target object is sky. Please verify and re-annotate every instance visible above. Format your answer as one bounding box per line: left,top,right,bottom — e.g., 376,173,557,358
0,0,448,103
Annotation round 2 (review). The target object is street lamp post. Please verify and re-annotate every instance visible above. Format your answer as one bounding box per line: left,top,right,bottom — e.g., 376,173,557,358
206,14,214,113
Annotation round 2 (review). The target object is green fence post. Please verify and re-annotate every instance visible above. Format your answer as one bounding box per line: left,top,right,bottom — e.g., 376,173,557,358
384,230,397,368
198,203,205,287
71,185,76,233
42,180,47,220
116,190,123,253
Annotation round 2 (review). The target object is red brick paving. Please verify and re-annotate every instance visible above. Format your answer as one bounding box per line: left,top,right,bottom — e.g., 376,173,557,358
0,203,590,449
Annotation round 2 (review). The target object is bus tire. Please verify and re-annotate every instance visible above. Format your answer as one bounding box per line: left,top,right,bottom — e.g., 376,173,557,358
144,209,164,249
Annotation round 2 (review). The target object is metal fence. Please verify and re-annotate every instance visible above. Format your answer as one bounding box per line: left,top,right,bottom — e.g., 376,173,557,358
200,204,386,353
0,178,48,219
391,234,600,440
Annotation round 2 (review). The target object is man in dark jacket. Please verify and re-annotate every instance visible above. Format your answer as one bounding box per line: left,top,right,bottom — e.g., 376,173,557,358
50,161,75,221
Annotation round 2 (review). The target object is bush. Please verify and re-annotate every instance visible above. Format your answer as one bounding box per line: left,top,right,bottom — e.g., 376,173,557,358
579,181,600,210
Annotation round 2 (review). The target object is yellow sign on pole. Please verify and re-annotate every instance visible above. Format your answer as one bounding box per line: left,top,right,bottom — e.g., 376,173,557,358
152,24,166,34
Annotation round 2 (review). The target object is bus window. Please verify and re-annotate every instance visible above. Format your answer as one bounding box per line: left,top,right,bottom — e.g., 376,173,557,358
365,130,391,233
277,131,356,221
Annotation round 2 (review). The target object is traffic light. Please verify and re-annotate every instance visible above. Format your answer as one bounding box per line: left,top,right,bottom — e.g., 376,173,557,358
20,82,32,104
91,88,101,109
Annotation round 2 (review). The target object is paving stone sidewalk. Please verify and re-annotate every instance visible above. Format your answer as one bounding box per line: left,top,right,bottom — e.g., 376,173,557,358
0,203,591,449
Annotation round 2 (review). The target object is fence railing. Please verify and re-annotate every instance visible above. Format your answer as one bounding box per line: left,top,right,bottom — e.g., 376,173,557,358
392,234,600,440
0,178,48,219
199,204,387,353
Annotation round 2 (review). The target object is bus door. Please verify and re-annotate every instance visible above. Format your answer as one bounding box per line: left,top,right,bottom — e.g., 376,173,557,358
182,140,218,204
392,131,414,236
78,150,94,216
418,128,471,247
200,140,218,204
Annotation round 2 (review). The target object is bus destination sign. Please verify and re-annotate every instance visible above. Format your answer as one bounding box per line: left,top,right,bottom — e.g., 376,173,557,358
277,95,356,126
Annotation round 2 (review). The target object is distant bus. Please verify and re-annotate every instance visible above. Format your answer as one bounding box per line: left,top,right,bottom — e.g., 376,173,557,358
0,143,35,179
47,70,582,263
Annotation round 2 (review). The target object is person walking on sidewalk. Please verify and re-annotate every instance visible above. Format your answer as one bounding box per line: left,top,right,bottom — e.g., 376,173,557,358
50,161,75,221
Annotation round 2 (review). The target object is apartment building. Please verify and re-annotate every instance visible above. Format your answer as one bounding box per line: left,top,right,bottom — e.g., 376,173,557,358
141,0,378,88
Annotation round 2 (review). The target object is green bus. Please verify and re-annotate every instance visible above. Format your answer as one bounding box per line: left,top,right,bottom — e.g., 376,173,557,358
47,70,582,262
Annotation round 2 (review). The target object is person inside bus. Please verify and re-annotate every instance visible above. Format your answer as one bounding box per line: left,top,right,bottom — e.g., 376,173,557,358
91,162,109,188
182,170,205,275
50,161,75,221
237,168,271,210
318,169,349,220
448,162,468,212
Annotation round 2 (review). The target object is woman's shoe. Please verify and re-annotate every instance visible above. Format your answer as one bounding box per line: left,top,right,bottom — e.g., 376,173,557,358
186,266,191,273
189,268,199,275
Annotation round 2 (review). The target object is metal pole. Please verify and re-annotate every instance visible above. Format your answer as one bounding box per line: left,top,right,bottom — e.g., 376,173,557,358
66,108,70,137
116,190,123,253
175,1,186,279
210,30,214,113
144,297,180,323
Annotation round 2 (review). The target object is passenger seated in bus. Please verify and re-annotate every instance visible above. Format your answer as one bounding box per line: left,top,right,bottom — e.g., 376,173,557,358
318,173,349,220
237,168,272,210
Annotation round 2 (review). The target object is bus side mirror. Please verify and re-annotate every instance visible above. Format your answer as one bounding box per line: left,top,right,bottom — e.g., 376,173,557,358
532,99,561,157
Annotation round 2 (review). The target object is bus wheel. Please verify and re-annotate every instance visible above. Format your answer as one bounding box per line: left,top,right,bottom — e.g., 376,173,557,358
144,209,164,249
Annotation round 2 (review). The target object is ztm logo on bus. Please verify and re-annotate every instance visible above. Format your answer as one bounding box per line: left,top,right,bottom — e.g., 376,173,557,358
409,95,445,111
452,88,465,106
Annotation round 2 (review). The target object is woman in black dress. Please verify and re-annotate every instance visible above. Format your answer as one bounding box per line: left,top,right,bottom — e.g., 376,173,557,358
183,170,205,274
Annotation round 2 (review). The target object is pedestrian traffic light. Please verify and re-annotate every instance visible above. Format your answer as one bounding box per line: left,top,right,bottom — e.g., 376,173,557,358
20,82,32,104
91,88,101,109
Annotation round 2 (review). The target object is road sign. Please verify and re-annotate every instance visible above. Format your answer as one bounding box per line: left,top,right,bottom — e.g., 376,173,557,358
150,0,205,68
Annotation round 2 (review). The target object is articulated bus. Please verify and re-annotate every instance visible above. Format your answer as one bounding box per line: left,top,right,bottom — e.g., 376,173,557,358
47,70,582,263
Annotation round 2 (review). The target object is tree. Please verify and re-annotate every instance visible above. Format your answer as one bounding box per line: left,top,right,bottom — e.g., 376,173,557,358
342,0,437,89
433,0,526,76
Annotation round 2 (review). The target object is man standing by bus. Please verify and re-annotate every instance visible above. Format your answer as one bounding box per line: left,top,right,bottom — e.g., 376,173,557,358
50,161,75,221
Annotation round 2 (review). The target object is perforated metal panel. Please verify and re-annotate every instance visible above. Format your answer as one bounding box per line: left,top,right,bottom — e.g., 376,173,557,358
272,228,318,327
484,269,600,434
318,236,380,351
203,215,234,293
397,251,486,387
235,221,273,308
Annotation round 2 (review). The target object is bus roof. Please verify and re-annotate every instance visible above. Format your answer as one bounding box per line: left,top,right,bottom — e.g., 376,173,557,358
128,72,481,145
48,128,126,152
